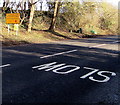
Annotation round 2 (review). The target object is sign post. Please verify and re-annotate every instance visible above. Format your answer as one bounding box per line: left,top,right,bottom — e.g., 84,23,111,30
14,24,19,35
8,24,10,34
6,13,20,35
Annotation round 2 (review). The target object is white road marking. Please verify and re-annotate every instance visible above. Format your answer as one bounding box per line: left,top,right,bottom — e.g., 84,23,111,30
80,67,99,79
40,49,77,59
83,67,99,70
112,41,119,43
52,65,80,74
32,62,116,82
89,40,119,48
32,62,80,74
32,62,57,69
89,44,106,48
89,71,116,82
0,64,11,68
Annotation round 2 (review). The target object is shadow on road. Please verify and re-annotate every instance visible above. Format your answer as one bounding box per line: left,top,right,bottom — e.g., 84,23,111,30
71,35,119,44
2,43,120,104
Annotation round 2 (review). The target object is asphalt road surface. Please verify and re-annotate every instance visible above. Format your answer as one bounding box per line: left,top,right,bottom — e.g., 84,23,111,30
1,35,120,105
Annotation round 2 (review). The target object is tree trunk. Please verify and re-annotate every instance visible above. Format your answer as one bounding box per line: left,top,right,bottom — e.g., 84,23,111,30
24,2,26,10
40,2,42,11
49,0,59,32
28,0,35,32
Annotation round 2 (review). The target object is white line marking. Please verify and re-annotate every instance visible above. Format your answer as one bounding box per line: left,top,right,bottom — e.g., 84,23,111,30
80,67,99,79
83,67,99,70
112,41,119,43
89,40,119,48
0,64,11,68
32,62,57,69
89,44,106,48
40,50,77,59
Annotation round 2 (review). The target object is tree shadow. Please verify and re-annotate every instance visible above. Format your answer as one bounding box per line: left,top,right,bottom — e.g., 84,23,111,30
2,43,119,104
31,28,75,40
70,35,119,45
2,38,30,46
44,30,72,39
32,29,84,40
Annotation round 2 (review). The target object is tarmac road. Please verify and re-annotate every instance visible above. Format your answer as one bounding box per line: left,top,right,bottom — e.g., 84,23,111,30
1,35,120,105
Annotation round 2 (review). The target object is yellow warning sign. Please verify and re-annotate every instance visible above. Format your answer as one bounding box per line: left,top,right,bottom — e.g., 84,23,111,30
6,13,20,24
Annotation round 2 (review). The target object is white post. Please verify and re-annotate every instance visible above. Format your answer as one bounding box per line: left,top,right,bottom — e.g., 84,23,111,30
16,24,18,36
16,30,18,36
14,24,19,36
8,24,10,34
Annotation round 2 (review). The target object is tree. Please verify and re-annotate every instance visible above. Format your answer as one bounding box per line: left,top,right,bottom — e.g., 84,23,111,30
61,1,84,30
28,0,35,32
49,0,60,31
27,0,41,32
98,2,118,33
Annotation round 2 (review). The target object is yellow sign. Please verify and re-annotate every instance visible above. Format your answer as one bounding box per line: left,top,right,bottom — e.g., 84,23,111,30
6,13,20,24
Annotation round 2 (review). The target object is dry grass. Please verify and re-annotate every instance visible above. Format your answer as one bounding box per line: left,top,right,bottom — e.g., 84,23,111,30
1,21,117,47
1,25,84,46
